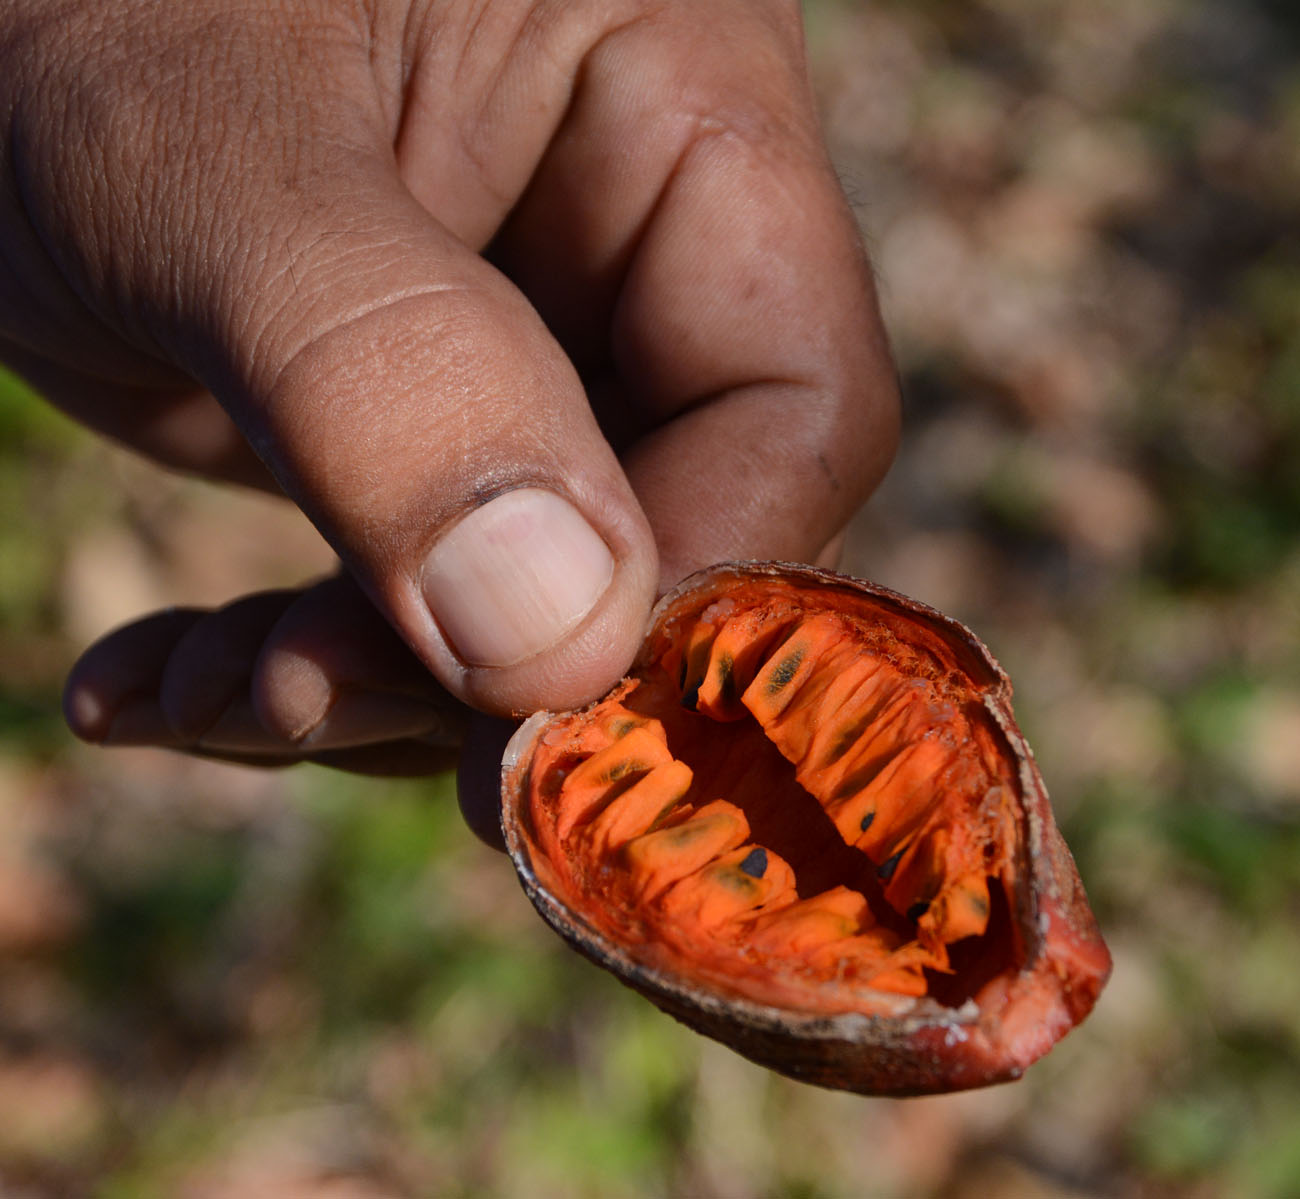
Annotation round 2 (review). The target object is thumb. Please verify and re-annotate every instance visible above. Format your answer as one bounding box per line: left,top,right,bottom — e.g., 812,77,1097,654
196,159,658,716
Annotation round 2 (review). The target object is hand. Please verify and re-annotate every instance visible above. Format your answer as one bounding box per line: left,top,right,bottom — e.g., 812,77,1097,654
3,0,899,839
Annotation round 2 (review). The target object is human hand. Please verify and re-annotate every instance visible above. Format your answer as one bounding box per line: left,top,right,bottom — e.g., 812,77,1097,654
2,0,899,837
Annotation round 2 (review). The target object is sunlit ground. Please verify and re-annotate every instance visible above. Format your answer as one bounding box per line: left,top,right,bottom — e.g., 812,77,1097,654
3,1,1300,1195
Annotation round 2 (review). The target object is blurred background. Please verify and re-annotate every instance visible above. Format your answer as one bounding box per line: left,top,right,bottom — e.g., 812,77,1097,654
2,0,1299,1194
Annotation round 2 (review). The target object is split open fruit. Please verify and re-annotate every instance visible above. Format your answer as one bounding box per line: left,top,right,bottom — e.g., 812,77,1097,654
501,563,1111,1095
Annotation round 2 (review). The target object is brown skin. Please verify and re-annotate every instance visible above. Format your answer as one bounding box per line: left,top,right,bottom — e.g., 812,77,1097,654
2,0,899,838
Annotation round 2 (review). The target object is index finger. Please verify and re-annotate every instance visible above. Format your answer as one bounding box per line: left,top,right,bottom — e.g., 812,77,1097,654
492,0,899,586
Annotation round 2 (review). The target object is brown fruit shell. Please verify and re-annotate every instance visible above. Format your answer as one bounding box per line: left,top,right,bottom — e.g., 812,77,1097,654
500,562,1111,1096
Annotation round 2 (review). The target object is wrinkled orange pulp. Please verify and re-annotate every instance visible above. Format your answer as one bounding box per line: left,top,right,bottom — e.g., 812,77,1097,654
521,587,1030,1016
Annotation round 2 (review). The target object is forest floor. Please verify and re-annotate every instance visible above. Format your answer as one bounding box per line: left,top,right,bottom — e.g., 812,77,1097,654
2,1,1299,1195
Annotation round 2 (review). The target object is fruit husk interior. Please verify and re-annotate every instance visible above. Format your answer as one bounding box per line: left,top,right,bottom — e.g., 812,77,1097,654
502,564,1111,1095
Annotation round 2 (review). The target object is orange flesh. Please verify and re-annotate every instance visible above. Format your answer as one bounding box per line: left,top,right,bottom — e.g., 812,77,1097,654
523,594,1024,1015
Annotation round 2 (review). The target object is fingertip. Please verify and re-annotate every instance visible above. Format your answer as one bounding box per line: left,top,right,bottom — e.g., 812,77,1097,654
62,609,205,745
407,487,657,719
448,562,653,718
158,591,299,740
420,488,615,670
251,644,335,742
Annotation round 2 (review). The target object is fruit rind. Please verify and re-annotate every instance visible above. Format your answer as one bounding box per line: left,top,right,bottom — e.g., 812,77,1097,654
501,562,1111,1095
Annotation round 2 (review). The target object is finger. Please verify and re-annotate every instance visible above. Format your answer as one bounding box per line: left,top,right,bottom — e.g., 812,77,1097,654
152,578,465,753
158,591,301,740
249,575,467,749
493,2,899,585
63,609,205,744
70,576,467,757
612,93,899,579
65,589,461,772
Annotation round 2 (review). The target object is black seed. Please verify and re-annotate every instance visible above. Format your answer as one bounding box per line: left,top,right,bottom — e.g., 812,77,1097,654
877,849,903,882
738,848,767,879
680,680,701,710
716,652,736,706
859,811,875,833
766,648,804,693
907,901,930,922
